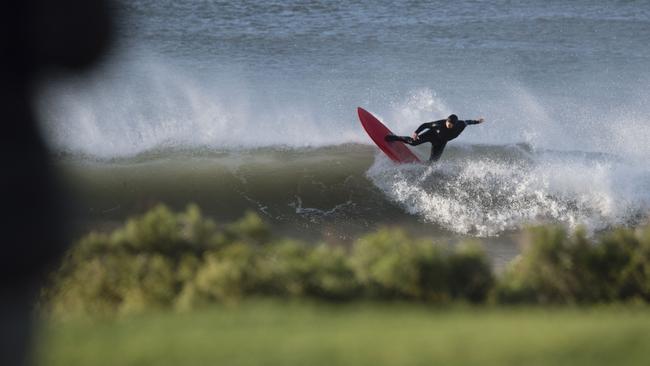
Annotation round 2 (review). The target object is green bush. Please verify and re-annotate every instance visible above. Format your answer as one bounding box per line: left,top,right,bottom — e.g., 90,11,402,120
41,203,650,318
495,226,591,304
350,230,493,303
350,228,427,299
179,204,221,250
42,204,270,316
305,244,358,300
610,227,650,301
412,241,449,302
495,225,650,304
448,242,493,303
193,244,257,304
255,240,312,297
113,205,180,254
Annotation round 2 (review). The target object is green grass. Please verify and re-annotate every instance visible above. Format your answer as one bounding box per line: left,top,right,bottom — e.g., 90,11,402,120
34,301,650,366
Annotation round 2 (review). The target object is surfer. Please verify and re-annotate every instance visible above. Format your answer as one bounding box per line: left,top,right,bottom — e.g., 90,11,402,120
385,114,485,161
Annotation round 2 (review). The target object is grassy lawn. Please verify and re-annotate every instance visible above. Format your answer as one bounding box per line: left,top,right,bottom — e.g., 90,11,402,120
34,301,650,366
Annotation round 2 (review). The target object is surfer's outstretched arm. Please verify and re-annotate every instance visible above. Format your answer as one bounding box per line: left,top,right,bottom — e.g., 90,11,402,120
464,117,485,125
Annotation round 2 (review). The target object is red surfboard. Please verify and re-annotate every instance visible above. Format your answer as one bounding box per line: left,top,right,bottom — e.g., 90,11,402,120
357,107,421,163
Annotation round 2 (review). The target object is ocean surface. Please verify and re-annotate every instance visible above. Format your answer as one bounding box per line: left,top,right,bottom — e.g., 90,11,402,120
39,0,650,253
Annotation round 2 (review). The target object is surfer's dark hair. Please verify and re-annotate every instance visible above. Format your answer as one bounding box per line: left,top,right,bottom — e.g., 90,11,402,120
447,114,458,124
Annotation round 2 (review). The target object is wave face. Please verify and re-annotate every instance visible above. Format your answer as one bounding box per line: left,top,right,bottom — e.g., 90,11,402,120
58,144,650,238
38,0,650,237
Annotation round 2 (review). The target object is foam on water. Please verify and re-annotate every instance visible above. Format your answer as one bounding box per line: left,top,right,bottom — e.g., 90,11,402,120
367,147,650,236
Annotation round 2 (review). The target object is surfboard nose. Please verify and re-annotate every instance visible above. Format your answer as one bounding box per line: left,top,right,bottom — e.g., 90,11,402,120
357,107,368,119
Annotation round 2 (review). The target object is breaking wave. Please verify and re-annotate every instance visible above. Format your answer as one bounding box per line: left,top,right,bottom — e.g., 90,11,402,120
367,144,650,236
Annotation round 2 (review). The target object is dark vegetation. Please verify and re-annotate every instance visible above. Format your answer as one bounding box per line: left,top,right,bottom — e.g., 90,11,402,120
41,205,650,317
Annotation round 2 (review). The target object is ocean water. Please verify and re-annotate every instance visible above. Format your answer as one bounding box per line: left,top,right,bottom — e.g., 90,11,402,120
38,0,650,242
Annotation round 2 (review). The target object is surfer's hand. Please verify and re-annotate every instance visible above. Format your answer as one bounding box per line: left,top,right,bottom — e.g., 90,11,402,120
411,133,419,140
477,117,485,123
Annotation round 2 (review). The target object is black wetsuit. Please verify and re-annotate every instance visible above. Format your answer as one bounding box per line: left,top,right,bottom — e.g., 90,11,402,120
389,119,481,161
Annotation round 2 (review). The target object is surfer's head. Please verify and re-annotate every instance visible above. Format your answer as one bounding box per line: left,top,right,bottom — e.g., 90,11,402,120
446,114,458,128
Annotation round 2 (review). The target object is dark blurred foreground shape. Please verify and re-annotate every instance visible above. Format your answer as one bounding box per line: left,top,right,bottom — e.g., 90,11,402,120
1,0,112,364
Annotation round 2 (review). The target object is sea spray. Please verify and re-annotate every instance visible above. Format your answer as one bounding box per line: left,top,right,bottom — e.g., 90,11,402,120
367,146,650,236
37,59,366,158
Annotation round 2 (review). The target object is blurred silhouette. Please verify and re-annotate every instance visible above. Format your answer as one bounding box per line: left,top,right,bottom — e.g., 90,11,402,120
1,0,113,364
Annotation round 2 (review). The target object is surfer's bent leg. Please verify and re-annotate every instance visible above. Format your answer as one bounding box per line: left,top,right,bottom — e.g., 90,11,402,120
386,135,427,146
385,135,407,142
429,142,447,162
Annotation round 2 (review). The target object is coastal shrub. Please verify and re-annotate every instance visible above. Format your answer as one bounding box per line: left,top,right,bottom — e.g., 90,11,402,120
253,240,358,300
413,242,449,302
495,226,591,304
350,228,425,299
193,243,257,304
68,231,114,261
609,227,650,301
113,204,180,254
305,244,358,300
47,259,103,318
349,229,473,301
106,204,265,255
350,230,492,302
179,203,220,250
448,242,493,303
495,225,650,304
48,253,137,318
133,255,176,305
43,204,269,316
255,240,312,297
587,228,637,301
118,254,176,314
41,203,650,318
176,253,201,284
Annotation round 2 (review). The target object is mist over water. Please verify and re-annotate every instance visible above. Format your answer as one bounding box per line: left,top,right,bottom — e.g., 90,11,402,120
38,0,650,236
